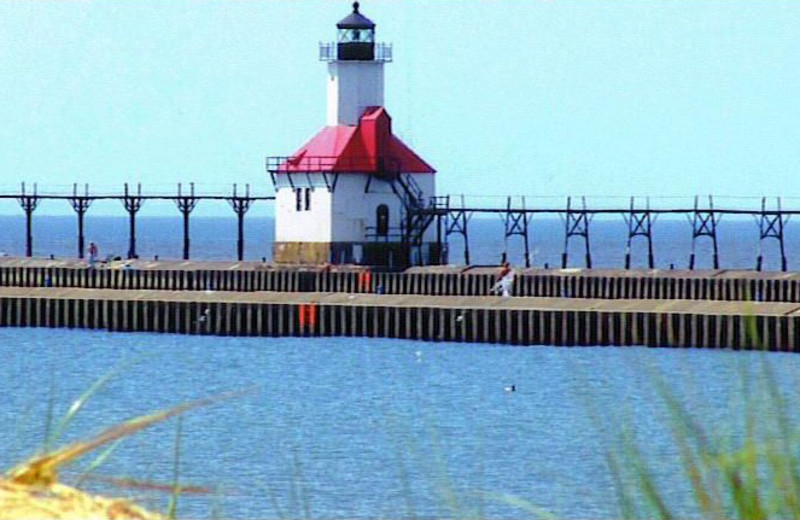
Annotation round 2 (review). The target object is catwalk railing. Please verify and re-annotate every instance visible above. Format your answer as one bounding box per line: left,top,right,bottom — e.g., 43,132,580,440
0,183,274,261
442,194,794,271
0,185,797,271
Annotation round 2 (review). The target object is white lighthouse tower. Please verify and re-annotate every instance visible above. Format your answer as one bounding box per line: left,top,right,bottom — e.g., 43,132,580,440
268,2,443,268
325,2,384,126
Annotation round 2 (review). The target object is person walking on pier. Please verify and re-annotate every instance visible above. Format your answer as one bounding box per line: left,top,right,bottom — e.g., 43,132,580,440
87,241,98,268
492,261,515,297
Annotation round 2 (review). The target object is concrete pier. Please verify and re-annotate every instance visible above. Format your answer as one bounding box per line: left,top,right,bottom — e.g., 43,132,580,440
0,287,797,350
2,258,800,303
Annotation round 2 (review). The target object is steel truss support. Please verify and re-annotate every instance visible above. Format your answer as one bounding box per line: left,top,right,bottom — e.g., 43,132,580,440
502,196,531,267
562,196,592,268
756,197,788,272
174,183,199,260
227,184,254,262
122,183,144,259
623,197,655,269
688,195,720,270
16,182,40,258
69,183,93,259
445,195,473,265
435,196,445,266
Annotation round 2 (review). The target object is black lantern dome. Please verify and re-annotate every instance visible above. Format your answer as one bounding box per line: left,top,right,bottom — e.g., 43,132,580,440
336,2,375,60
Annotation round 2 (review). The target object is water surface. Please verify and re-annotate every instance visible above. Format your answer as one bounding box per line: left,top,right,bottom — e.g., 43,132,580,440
0,214,795,270
0,328,796,518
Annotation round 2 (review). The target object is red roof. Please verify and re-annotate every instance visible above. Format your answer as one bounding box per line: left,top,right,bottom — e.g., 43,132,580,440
276,107,435,174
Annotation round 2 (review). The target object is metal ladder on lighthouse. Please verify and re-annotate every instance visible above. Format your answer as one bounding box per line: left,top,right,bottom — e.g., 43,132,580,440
391,174,447,264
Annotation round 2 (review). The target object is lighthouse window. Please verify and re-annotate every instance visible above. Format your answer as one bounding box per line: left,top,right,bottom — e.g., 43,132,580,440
295,188,312,212
338,28,374,43
376,204,389,236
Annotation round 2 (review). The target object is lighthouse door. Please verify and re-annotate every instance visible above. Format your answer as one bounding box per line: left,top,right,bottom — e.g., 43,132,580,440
376,204,389,237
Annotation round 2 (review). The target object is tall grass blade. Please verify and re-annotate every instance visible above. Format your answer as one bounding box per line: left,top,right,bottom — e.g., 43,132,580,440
620,427,673,519
287,449,300,518
477,491,556,519
569,354,640,519
386,412,423,520
8,394,37,468
258,482,287,520
426,423,463,518
744,314,762,352
392,434,417,519
741,378,766,519
48,355,143,449
651,362,732,518
167,415,183,520
42,360,56,452
74,438,123,488
602,446,637,519
7,387,252,486
758,355,800,516
675,431,719,518
720,442,765,519
210,484,223,520
77,474,211,494
293,449,311,520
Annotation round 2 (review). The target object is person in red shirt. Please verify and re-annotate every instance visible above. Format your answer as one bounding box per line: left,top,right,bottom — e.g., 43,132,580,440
87,241,98,268
492,262,515,297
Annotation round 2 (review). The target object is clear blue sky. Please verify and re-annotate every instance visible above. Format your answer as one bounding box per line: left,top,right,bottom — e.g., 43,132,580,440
0,0,798,215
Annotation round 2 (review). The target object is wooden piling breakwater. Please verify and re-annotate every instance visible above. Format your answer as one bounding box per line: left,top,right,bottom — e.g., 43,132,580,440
2,258,800,303
1,287,799,350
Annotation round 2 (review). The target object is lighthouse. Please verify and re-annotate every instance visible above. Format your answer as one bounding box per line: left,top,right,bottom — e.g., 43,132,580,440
268,2,443,268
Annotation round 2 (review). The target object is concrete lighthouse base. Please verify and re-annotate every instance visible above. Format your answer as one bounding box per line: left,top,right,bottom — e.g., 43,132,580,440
273,241,446,269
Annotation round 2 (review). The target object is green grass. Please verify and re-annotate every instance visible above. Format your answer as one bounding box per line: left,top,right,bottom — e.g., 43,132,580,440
603,346,800,519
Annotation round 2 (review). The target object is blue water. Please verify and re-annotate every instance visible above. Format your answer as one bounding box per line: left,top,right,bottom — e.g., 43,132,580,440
0,214,796,270
1,215,798,517
1,328,798,518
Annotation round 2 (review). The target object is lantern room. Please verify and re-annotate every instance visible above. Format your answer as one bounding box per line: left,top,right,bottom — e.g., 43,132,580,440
336,2,376,61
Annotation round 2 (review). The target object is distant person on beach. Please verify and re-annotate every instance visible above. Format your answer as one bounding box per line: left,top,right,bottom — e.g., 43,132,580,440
87,241,98,268
492,261,515,297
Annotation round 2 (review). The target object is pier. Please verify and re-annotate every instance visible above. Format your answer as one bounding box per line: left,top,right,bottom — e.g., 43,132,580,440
0,286,796,350
0,257,797,350
2,187,800,350
2,258,800,303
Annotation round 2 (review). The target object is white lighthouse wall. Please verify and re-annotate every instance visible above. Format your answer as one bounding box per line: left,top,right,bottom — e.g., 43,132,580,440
330,173,437,243
331,174,398,242
326,61,384,126
274,173,435,244
275,186,332,242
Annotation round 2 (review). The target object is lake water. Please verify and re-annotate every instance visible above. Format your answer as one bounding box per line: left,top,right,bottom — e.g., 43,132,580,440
0,214,797,270
1,328,798,519
0,215,798,518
